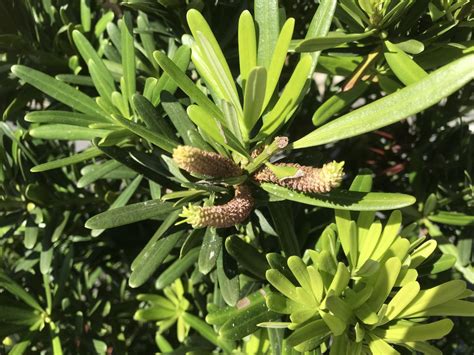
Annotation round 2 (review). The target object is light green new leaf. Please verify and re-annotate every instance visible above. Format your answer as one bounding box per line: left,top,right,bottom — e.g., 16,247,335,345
243,66,267,133
194,32,242,116
80,0,91,32
11,65,108,119
266,269,297,302
371,210,402,261
259,55,312,138
187,105,248,157
397,280,467,318
263,18,295,110
407,299,474,318
255,0,279,69
428,211,474,226
384,40,428,86
88,60,115,106
153,50,223,121
293,55,474,148
151,45,191,106
377,319,454,342
119,12,136,105
367,257,401,313
72,30,115,93
410,239,437,268
304,0,337,75
238,11,257,84
385,281,420,321
261,183,416,211
187,9,236,98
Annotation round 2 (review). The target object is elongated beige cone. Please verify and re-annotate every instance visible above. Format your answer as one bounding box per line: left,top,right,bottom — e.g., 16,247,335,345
173,145,242,178
180,185,254,228
253,161,344,193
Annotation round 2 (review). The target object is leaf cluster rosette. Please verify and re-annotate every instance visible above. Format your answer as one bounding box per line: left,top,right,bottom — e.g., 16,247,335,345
261,209,474,353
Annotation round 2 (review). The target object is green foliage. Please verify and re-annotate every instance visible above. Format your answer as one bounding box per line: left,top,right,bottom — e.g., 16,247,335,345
1,0,473,353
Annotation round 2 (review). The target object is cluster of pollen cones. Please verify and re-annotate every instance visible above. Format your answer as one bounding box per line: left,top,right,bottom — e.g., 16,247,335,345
172,141,344,228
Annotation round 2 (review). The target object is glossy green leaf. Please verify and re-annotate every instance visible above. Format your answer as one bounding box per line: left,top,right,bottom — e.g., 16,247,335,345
296,30,376,52
384,40,428,86
217,249,240,306
25,111,101,126
92,175,142,237
132,94,174,139
30,124,109,140
153,50,223,121
11,65,107,119
31,147,102,172
269,202,300,257
225,235,269,280
182,312,234,353
129,230,185,288
151,45,191,106
304,0,337,74
294,55,474,148
428,211,474,226
156,248,199,289
313,79,371,126
0,272,43,311
77,160,121,188
259,55,312,137
112,114,177,153
85,199,180,229
198,227,221,275
261,183,416,211
219,293,278,340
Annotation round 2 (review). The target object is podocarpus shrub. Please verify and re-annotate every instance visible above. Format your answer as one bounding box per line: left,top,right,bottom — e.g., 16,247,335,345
1,0,473,353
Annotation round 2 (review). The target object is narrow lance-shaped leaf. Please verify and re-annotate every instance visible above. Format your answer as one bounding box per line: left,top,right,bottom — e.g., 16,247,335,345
261,183,416,211
304,0,337,75
262,18,295,110
255,0,279,69
384,40,428,86
238,10,257,85
120,12,136,105
153,50,223,121
11,65,108,120
293,55,474,149
296,30,377,52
